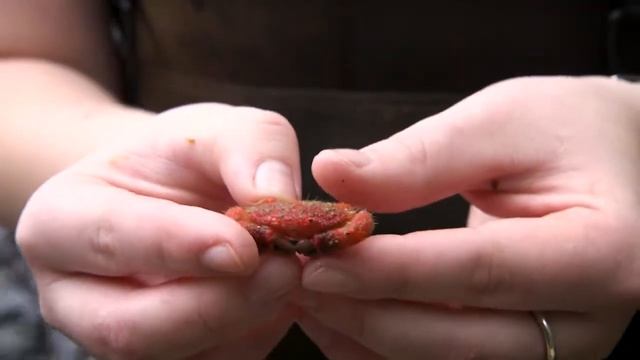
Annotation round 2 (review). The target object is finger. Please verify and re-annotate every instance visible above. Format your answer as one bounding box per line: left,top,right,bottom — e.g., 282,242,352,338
198,309,296,360
302,208,628,310
297,311,385,360
312,79,558,212
18,178,259,277
38,255,300,359
294,293,631,360
157,104,302,202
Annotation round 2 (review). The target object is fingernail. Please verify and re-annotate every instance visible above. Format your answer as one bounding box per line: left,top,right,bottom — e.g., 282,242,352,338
326,149,371,168
254,160,296,198
303,264,358,294
201,244,245,273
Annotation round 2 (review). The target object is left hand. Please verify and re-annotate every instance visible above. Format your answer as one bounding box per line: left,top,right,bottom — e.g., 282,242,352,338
294,76,640,359
16,104,303,359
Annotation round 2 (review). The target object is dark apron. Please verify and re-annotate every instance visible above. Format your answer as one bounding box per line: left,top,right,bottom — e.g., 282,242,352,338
118,1,628,358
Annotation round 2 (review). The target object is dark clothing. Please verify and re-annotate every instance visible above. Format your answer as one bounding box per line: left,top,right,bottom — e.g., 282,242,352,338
130,0,610,93
0,230,87,360
1,1,638,358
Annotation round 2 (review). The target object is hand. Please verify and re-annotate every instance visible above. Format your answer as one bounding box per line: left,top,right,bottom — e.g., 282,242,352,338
296,76,640,359
16,104,302,359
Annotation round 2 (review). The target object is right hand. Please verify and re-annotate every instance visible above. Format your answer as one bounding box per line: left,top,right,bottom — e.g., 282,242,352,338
16,103,302,359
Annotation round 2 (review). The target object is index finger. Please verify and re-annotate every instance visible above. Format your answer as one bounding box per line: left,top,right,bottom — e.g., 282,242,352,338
301,208,628,310
17,178,259,277
39,254,300,359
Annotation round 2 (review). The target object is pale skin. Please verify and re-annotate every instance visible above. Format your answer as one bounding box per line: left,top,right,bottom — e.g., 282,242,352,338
3,1,302,359
299,77,640,359
3,1,640,359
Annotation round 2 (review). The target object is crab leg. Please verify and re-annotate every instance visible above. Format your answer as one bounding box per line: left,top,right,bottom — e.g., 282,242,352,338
306,210,374,255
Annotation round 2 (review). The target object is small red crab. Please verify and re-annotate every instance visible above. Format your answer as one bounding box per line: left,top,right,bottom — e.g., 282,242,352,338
225,197,374,256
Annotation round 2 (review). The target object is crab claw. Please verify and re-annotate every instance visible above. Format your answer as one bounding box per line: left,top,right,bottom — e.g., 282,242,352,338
302,210,374,256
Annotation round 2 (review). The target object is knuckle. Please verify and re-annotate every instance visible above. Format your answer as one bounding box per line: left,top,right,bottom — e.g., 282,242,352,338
90,309,143,359
196,296,221,338
473,76,562,122
237,107,295,134
351,304,373,344
387,133,431,171
482,76,582,112
261,112,296,136
152,231,174,272
14,219,37,257
466,242,510,300
485,76,551,96
464,79,523,120
159,102,232,118
90,217,120,272
37,288,62,331
389,256,416,300
38,301,57,328
14,196,48,257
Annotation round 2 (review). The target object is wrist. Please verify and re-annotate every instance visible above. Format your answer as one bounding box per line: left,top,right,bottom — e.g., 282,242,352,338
1,104,154,228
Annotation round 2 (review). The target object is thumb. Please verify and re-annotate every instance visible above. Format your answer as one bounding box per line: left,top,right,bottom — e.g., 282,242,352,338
155,103,302,204
312,84,552,212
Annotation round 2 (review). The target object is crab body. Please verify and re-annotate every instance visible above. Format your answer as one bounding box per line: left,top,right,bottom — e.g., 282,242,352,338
225,197,374,256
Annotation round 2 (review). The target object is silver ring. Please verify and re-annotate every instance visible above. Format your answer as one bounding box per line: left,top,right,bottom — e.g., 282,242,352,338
532,311,556,360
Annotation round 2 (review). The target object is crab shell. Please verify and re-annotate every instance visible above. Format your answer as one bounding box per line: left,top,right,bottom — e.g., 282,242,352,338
224,197,374,256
